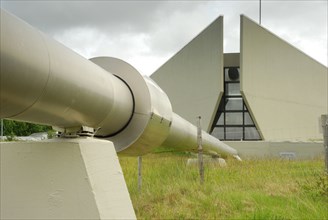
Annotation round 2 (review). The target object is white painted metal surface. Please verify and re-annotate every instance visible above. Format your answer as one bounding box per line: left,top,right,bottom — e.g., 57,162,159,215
162,113,240,159
90,57,173,155
0,9,133,135
0,9,239,158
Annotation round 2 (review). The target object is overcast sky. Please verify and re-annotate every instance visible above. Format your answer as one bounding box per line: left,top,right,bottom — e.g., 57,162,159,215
1,1,327,76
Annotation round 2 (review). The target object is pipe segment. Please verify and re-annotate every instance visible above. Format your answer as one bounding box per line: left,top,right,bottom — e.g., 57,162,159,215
0,9,240,159
0,9,133,136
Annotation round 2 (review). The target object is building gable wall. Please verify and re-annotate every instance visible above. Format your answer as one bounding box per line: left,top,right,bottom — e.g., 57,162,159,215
240,15,328,141
151,16,224,131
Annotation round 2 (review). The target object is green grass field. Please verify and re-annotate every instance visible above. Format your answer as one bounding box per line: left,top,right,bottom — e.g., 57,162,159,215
119,153,328,220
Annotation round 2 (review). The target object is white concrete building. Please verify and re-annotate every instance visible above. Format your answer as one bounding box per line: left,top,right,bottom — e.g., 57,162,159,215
151,15,327,158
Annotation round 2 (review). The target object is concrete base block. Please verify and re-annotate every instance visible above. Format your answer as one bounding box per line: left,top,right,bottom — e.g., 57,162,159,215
0,138,136,220
186,157,227,167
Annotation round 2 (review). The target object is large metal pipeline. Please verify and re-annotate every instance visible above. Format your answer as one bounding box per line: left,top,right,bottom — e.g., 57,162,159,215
0,9,240,160
0,9,133,136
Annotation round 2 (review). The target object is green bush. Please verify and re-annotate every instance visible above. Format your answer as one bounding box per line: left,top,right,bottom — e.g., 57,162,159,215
47,130,57,139
6,132,16,141
2,119,52,136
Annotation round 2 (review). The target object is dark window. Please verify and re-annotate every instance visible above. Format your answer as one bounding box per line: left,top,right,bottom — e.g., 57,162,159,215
225,98,243,111
226,112,243,125
212,127,224,139
211,67,261,141
245,127,261,140
226,83,240,96
226,127,243,140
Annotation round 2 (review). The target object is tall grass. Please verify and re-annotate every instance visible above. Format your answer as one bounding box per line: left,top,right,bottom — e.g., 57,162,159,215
119,154,328,219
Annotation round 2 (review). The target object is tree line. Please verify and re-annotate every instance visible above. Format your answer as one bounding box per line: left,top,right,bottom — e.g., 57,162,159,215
1,119,52,137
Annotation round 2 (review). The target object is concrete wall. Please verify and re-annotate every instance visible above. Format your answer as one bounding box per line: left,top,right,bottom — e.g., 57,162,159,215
151,16,224,132
240,15,328,141
224,53,240,67
224,141,324,160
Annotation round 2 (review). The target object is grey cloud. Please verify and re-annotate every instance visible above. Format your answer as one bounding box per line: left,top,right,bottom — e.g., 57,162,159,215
1,0,209,61
2,1,161,33
1,0,326,74
1,1,204,34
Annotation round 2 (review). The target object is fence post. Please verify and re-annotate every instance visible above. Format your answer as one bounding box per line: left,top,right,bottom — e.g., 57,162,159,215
321,115,328,174
197,116,204,184
138,156,142,191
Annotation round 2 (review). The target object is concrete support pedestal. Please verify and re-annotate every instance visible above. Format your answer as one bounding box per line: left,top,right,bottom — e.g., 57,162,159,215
0,138,136,220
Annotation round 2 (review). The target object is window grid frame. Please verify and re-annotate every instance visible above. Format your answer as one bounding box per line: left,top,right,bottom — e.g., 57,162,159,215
212,67,261,141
